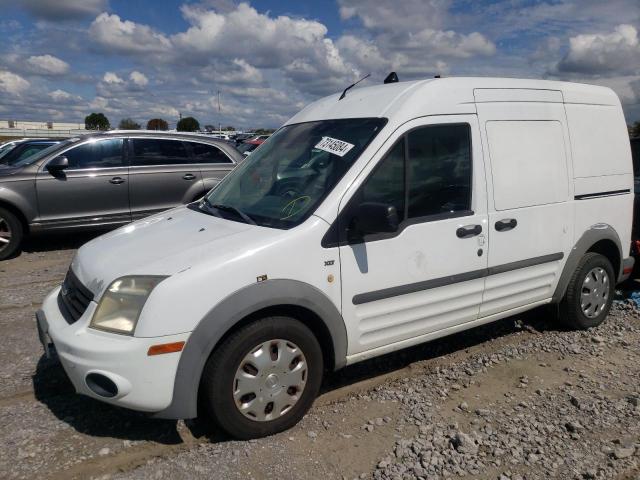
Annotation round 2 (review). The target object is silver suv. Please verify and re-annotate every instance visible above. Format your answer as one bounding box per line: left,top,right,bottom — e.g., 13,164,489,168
0,131,243,259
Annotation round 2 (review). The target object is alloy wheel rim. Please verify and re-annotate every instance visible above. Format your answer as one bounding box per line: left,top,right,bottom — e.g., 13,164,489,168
580,267,610,318
233,339,307,422
0,217,12,252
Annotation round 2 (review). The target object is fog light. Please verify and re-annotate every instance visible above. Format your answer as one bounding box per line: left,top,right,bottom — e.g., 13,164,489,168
86,373,118,398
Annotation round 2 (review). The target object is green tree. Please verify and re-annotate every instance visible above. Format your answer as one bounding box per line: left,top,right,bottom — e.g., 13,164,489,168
118,118,141,130
177,116,200,132
222,125,236,131
630,121,640,138
146,118,169,131
85,112,110,130
253,128,275,135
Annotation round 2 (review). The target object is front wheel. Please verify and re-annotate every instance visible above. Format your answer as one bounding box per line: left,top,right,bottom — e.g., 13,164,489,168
559,252,615,329
0,207,23,261
201,316,323,439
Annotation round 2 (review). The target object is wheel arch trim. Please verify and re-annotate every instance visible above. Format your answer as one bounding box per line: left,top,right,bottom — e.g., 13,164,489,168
152,279,347,419
0,195,33,233
552,224,625,303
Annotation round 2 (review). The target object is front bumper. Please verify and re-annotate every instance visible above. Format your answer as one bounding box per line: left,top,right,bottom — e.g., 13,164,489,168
36,286,190,413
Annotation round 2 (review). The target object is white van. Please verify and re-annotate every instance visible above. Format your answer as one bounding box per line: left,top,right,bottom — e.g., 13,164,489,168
36,77,634,439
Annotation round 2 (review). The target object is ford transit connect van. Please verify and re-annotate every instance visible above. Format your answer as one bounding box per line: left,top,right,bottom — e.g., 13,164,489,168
36,77,634,439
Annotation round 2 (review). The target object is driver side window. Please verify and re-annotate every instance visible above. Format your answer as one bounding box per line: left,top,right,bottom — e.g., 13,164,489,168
64,139,124,170
407,124,471,218
343,123,472,241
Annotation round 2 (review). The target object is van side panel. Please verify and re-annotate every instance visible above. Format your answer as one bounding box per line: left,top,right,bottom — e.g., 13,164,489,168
564,102,633,266
475,97,573,316
565,104,631,178
486,120,569,210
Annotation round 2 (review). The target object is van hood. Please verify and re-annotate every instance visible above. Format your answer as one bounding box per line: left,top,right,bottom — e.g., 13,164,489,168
72,206,256,296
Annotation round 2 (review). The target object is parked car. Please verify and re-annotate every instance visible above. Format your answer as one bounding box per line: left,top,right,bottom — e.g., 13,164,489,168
36,77,633,440
236,138,264,156
232,133,255,146
0,131,242,259
249,134,271,142
630,137,640,275
209,133,231,141
0,138,63,165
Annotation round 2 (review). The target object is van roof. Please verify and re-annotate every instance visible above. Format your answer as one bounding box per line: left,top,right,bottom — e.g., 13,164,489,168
285,77,620,127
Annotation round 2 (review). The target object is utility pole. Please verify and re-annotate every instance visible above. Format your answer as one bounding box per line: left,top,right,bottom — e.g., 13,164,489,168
217,90,222,133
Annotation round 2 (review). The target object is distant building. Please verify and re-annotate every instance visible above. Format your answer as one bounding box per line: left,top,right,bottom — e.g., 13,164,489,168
0,119,87,138
0,120,86,130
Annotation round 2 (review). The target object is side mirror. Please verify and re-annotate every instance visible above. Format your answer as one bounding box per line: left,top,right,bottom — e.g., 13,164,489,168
47,156,69,173
351,202,399,236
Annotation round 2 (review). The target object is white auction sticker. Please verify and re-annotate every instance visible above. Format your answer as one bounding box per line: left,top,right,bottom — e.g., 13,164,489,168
314,136,355,157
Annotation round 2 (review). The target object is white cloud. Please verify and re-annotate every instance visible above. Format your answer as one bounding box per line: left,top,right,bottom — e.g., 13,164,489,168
48,89,82,102
89,12,172,55
0,70,30,95
335,0,494,83
25,54,69,75
98,70,149,97
338,0,451,31
87,3,358,96
5,0,640,127
129,70,148,86
200,59,263,85
89,96,109,110
103,71,124,84
557,24,640,75
401,29,496,58
20,0,108,21
172,3,336,69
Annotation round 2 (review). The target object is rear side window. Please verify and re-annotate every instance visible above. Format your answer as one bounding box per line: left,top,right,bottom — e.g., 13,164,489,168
131,139,191,166
65,139,124,169
186,142,232,164
4,143,53,165
16,144,50,161
486,120,568,210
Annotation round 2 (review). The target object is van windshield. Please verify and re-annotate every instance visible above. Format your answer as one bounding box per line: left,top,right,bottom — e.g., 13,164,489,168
199,118,387,229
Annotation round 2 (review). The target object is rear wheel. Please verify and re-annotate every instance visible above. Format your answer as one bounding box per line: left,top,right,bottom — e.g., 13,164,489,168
0,207,23,260
559,252,615,329
201,316,323,439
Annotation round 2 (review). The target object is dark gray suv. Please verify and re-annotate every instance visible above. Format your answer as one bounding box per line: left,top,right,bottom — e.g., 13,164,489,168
0,131,243,259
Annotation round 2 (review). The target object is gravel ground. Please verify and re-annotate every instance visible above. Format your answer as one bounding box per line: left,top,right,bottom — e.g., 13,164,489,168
1,237,639,480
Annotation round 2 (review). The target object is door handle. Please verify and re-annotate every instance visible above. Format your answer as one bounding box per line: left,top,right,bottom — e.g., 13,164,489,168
183,173,196,180
495,218,517,232
456,224,482,238
109,177,125,185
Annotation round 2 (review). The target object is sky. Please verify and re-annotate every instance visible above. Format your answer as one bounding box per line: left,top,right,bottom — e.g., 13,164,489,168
0,0,639,130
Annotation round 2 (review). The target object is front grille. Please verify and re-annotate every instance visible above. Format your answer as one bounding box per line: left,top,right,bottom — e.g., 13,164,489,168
58,268,94,325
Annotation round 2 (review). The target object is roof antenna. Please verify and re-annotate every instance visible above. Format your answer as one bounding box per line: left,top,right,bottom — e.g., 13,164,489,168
384,72,399,84
339,73,370,100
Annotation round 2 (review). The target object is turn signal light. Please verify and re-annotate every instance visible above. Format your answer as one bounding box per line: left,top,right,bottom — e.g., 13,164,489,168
147,341,185,356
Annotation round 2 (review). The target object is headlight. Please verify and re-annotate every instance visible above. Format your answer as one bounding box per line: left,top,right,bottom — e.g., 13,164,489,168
90,276,167,335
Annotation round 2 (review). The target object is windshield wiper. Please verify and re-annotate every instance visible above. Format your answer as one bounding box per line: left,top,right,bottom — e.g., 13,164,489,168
198,197,219,216
211,202,257,225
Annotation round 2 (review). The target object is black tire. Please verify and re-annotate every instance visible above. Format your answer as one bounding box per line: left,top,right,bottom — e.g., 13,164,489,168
0,207,23,261
201,316,323,439
559,252,615,329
